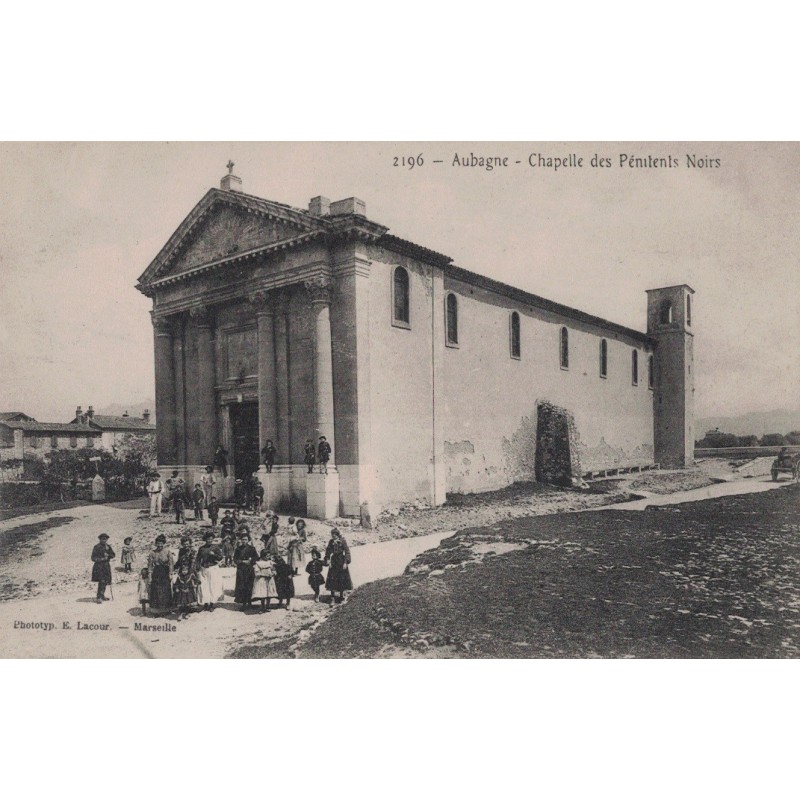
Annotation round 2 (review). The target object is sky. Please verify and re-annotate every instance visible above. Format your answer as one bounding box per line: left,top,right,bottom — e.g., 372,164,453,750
0,141,798,422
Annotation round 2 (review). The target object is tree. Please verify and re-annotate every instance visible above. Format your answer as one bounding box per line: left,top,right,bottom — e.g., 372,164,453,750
735,435,759,447
786,431,800,445
697,430,739,448
760,433,787,447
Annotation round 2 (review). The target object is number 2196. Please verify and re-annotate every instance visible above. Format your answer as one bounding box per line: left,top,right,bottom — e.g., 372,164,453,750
394,154,424,169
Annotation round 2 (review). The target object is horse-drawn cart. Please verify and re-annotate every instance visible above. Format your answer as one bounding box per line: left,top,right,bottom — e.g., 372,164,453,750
771,450,800,481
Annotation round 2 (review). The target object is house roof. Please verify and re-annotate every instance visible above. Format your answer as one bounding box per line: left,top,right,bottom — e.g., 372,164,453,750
1,420,99,434
0,411,35,421
83,415,156,432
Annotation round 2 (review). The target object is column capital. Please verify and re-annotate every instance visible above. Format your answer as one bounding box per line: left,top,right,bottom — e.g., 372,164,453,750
151,312,176,336
304,275,333,305
249,289,275,315
189,305,215,328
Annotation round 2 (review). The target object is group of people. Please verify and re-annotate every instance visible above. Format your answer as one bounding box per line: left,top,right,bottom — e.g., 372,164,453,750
146,433,335,522
146,467,218,520
90,519,353,617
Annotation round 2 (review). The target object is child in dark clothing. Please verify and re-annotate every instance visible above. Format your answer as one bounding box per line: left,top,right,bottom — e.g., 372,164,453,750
305,548,325,602
174,481,187,524
192,484,205,520
253,481,264,514
207,497,220,527
317,436,331,475
222,534,236,567
176,536,195,571
261,440,276,473
221,510,235,537
304,440,316,474
173,564,199,620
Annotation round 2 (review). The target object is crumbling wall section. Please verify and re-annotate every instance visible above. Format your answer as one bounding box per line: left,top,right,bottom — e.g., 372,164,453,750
535,401,583,486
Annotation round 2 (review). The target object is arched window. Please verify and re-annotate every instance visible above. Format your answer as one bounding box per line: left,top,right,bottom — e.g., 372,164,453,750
392,266,410,326
510,311,521,359
686,294,692,327
560,327,569,369
648,354,654,389
445,293,458,345
631,350,639,385
659,299,672,324
599,339,608,378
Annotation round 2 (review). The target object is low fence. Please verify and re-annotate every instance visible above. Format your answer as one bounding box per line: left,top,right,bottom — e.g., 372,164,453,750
0,477,146,510
695,445,800,460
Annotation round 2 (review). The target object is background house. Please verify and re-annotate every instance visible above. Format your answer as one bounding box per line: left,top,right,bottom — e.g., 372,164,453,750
69,405,156,453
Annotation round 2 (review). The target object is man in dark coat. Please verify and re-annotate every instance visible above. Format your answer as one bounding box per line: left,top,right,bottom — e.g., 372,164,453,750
213,445,229,478
91,533,115,603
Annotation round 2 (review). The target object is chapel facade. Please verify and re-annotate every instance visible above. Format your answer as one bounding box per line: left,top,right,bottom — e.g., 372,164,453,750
136,168,694,519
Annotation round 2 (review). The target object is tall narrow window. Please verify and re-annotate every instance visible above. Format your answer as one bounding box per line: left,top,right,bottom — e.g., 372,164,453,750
599,339,608,378
51,434,58,448
392,266,410,327
510,312,521,359
560,327,569,369
631,350,639,385
70,435,78,448
659,299,672,324
648,354,654,389
686,294,692,327
30,435,39,449
445,292,458,345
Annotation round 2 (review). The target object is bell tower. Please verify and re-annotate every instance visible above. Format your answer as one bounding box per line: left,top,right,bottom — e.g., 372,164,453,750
646,284,695,468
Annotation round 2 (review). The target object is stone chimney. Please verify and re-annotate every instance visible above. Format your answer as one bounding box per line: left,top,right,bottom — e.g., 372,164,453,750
87,405,94,419
143,409,151,424
309,196,331,216
329,197,366,217
75,405,82,421
220,160,242,193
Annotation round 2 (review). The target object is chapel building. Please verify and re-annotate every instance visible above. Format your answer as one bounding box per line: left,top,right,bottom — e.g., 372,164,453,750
136,168,694,519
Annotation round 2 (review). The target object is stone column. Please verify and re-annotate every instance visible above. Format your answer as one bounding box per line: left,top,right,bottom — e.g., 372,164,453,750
305,276,336,459
274,299,291,464
152,313,177,465
249,291,277,455
305,275,339,519
190,305,217,466
173,315,187,465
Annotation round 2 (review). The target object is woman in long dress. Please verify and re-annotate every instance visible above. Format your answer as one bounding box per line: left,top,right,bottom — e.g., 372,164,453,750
251,551,278,612
324,528,352,603
147,535,175,615
233,533,259,610
195,531,224,611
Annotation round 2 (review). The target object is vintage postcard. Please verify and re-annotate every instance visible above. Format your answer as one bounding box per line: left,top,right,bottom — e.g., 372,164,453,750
1,141,798,659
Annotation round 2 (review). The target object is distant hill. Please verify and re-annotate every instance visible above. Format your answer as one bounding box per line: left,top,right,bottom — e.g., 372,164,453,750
697,409,800,438
95,400,156,423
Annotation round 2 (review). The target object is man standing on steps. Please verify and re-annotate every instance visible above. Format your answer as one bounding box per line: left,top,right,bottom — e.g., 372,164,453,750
317,436,331,475
147,473,163,517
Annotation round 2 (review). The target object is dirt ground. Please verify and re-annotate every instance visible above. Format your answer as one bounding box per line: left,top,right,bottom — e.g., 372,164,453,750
0,465,773,658
293,483,800,659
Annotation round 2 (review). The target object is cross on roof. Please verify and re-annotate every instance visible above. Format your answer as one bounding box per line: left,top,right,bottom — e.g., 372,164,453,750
226,160,235,174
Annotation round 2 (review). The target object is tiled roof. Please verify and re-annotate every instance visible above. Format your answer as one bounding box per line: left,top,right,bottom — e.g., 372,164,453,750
0,411,34,421
1,420,99,433
87,415,156,431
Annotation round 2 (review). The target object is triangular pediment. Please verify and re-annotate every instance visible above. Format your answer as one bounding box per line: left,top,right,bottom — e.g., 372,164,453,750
138,189,326,286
